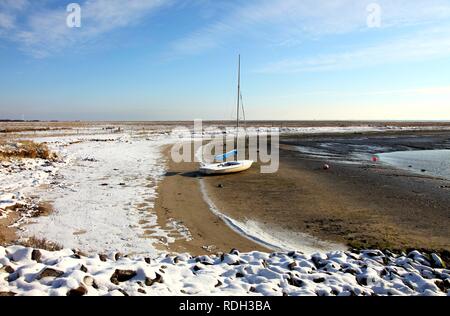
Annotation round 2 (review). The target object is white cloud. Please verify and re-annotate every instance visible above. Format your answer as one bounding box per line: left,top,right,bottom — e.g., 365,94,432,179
0,12,14,29
170,0,450,55
258,26,450,73
0,0,29,11
0,0,171,57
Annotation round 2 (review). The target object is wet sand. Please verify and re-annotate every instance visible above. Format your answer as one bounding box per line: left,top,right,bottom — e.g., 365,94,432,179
153,146,269,255
0,213,18,245
203,130,450,254
154,130,450,257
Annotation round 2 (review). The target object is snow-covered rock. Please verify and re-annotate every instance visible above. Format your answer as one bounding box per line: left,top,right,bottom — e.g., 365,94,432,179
0,246,448,296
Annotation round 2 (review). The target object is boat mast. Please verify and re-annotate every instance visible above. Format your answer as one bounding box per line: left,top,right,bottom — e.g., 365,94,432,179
236,54,241,131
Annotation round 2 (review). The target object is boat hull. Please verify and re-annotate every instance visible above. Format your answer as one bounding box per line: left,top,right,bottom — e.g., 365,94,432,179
199,160,253,175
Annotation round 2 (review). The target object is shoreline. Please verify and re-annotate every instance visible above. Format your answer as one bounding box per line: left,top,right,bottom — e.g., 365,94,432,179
201,130,450,256
152,145,269,255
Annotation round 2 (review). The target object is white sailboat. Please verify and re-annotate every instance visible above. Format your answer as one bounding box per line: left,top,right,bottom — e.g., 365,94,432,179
199,55,254,175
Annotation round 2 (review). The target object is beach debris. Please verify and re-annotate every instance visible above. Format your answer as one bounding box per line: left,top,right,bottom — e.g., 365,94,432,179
217,183,224,188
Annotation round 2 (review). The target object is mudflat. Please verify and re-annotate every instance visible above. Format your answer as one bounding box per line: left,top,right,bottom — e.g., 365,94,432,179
153,146,269,255
201,130,450,254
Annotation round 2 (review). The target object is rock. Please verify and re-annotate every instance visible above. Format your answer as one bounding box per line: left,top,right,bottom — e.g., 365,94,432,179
7,272,19,282
221,253,241,265
100,183,109,186
288,262,297,271
1,265,15,274
323,164,330,170
145,272,164,286
117,289,129,296
110,269,137,285
435,280,450,293
313,277,325,284
114,253,123,261
195,255,214,265
311,254,326,269
230,248,240,256
193,265,202,272
72,249,88,258
99,254,108,262
144,257,151,264
236,272,245,278
1,161,11,168
138,288,146,294
356,275,368,286
31,249,42,262
83,276,98,289
36,268,64,280
408,250,430,266
0,291,16,296
217,184,224,188
215,280,223,288
80,265,88,273
287,275,304,287
67,285,88,296
431,253,446,268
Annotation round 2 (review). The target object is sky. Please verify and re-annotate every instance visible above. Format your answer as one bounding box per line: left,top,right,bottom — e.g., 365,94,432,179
0,0,449,121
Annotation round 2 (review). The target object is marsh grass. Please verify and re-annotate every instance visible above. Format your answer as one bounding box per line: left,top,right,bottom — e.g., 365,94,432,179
20,237,63,251
0,140,54,160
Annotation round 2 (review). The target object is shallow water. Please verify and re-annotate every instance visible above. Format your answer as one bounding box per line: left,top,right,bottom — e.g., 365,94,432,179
379,149,450,180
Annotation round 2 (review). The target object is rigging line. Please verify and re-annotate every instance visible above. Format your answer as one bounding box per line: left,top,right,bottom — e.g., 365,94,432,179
240,90,246,127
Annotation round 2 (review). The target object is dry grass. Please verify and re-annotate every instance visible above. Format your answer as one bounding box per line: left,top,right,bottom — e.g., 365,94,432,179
0,140,55,160
20,237,63,251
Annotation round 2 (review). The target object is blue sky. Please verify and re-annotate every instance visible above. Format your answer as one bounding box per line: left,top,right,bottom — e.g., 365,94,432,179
0,0,450,121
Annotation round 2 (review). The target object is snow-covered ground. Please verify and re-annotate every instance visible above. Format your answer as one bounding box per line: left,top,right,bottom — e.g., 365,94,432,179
19,132,192,255
1,124,450,296
0,246,448,296
0,158,61,224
